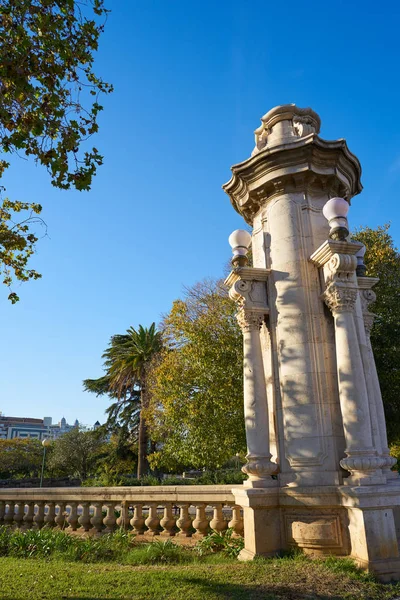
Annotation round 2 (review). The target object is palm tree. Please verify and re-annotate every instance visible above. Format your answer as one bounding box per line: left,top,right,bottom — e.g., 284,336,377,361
83,323,162,479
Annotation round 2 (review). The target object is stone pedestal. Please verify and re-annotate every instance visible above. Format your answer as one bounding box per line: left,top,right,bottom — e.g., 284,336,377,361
223,104,399,580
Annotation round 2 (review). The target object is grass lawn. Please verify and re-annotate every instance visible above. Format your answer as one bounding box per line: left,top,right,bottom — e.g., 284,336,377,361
1,556,400,600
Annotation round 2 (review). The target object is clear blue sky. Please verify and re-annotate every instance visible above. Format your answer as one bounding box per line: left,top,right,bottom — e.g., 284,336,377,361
1,0,399,427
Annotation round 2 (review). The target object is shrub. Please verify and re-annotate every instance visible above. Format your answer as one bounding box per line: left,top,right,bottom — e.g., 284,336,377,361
195,529,244,558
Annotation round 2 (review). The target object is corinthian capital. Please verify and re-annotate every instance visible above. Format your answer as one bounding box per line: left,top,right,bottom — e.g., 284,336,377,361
236,309,265,332
323,283,358,314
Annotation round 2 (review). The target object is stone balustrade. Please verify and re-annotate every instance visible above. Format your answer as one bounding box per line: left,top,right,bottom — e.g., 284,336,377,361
0,485,243,538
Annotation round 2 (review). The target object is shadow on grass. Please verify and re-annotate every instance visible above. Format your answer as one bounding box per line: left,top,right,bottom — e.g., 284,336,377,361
66,579,351,600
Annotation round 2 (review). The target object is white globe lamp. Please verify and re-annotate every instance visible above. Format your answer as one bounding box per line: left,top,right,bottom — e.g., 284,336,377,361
322,197,350,240
228,229,252,267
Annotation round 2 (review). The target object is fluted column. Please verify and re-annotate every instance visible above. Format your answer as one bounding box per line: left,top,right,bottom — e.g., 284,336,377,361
225,267,278,488
238,308,278,486
358,278,397,479
319,249,385,485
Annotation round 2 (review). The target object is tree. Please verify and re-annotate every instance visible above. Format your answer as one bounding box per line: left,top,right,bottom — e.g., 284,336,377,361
145,279,246,471
94,433,138,485
0,0,112,301
352,224,400,443
0,438,43,478
83,323,163,478
47,427,105,480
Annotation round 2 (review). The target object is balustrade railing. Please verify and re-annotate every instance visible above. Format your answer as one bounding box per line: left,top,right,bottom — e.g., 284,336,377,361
0,485,244,538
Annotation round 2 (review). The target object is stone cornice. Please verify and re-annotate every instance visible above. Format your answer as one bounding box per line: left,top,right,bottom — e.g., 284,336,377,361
224,266,270,288
357,276,380,290
222,134,362,225
310,239,363,267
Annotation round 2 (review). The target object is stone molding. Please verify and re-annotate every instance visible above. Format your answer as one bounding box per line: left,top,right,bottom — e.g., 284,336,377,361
340,453,387,477
223,135,362,225
225,266,270,332
242,454,279,479
310,239,363,267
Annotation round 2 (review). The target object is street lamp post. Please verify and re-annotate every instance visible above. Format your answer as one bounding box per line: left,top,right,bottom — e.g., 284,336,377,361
40,438,51,488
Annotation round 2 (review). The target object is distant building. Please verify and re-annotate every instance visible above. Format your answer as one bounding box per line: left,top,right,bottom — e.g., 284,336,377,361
0,414,99,441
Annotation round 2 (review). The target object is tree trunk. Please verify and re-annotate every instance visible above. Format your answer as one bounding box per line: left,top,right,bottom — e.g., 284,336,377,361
137,386,148,479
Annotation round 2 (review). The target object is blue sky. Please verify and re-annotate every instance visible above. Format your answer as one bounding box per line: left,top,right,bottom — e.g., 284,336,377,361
1,0,400,427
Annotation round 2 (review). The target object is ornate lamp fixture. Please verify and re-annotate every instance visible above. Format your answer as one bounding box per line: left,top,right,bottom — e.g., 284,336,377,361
322,197,350,240
228,229,252,267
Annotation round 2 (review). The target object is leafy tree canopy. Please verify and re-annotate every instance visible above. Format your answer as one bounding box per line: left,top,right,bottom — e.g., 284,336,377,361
0,438,43,478
145,279,246,471
0,0,112,301
47,427,105,480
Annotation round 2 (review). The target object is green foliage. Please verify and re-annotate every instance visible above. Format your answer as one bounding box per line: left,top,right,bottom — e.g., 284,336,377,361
0,527,204,565
84,323,163,479
352,224,400,443
92,434,138,486
146,279,246,470
195,469,246,485
195,529,244,558
47,427,105,479
127,539,192,566
0,526,135,562
0,438,43,478
0,0,112,300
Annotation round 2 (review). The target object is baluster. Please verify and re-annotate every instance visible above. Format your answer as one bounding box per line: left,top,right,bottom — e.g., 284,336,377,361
3,501,14,526
103,502,117,533
78,502,92,532
192,503,209,537
23,502,35,530
210,503,228,533
90,502,103,534
0,501,6,525
55,502,66,529
116,501,129,530
44,502,56,528
33,502,45,529
160,503,176,536
176,504,192,537
145,503,160,536
67,502,79,531
14,502,24,528
228,504,244,536
130,504,145,535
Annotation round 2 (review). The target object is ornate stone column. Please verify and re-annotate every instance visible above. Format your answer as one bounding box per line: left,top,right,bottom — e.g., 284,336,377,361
357,276,397,479
311,240,386,485
225,266,278,487
223,104,400,578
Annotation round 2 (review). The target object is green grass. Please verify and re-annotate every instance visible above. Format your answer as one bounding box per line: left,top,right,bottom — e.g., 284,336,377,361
1,528,400,598
1,555,400,599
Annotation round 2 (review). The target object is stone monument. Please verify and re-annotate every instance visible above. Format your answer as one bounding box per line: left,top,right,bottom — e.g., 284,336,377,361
224,104,400,580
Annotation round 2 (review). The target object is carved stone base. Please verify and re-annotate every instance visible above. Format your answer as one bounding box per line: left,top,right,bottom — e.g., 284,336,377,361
242,454,279,488
232,483,400,581
340,452,387,486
